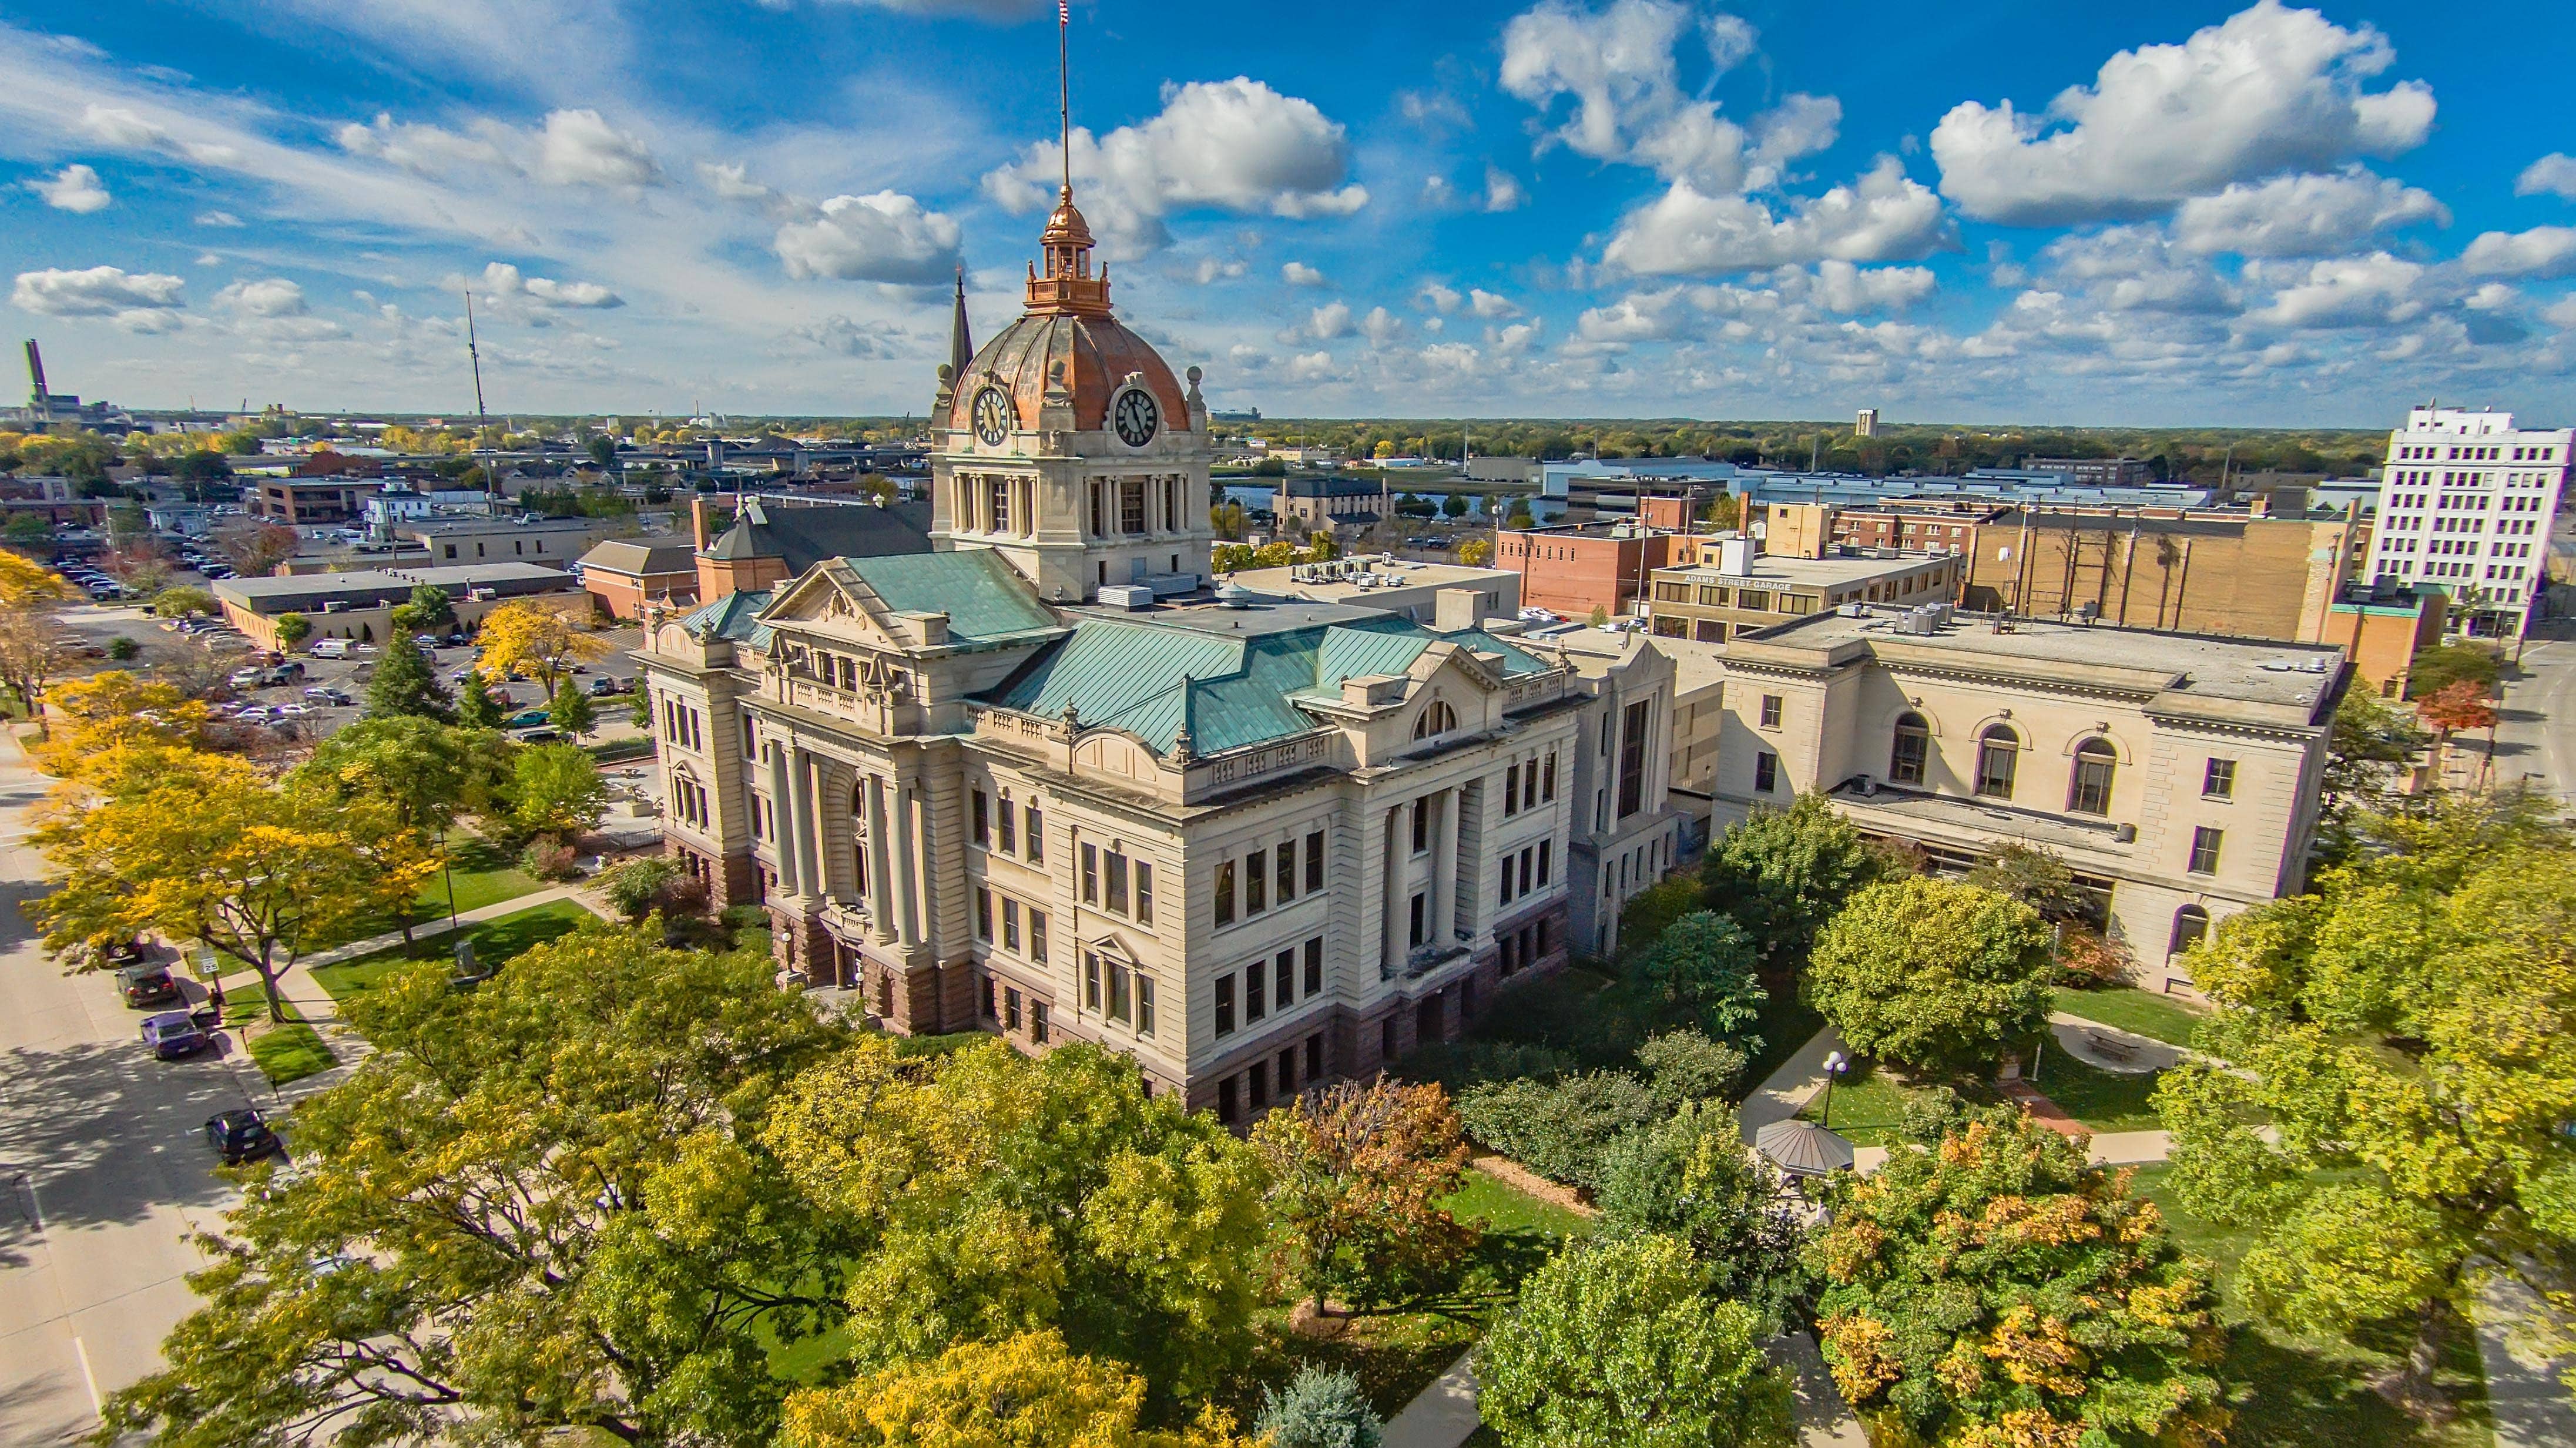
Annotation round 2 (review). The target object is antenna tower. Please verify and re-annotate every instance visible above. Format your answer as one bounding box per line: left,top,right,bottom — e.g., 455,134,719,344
464,287,489,431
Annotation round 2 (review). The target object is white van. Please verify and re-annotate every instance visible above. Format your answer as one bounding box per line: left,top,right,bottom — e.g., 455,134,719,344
309,638,351,659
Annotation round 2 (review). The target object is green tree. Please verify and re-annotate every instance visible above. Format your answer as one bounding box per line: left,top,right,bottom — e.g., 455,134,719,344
1440,493,1468,518
102,927,857,1448
764,1038,1269,1405
390,583,454,632
2405,641,2501,699
586,434,618,468
4,512,53,549
273,612,312,647
1699,794,1896,972
1632,910,1765,1035
1808,1114,2227,1446
298,716,477,834
602,854,689,921
1595,1101,1806,1323
150,585,218,618
1479,1234,1793,1448
1616,876,1706,958
2316,689,2431,865
2155,795,2576,1409
511,742,608,841
1632,1028,1749,1112
549,676,599,739
105,635,140,661
1961,841,2091,920
364,631,455,722
456,667,504,730
1254,1365,1381,1448
1250,1078,1480,1313
1807,877,2053,1077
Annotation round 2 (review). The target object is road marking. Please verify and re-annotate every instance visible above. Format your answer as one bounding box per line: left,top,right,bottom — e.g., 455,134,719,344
73,1335,102,1419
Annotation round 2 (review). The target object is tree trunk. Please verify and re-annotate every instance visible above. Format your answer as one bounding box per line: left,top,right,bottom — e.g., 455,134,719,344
2376,1297,2456,1420
251,958,289,1023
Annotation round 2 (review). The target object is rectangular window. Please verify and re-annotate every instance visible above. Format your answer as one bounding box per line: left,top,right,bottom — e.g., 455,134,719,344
1081,843,1098,904
1279,1045,1299,1094
1247,964,1267,1023
1754,750,1778,794
1499,865,1513,909
1412,796,1431,854
1276,950,1295,1008
1503,763,1521,816
1084,951,1101,1011
1136,975,1155,1035
1306,830,1325,892
981,975,997,1020
1408,893,1426,948
971,789,989,848
1106,852,1129,915
1519,848,1534,897
1760,693,1783,729
1215,976,1235,1036
1108,961,1131,1023
1120,478,1146,534
1004,987,1021,1031
1276,840,1297,902
1135,862,1153,925
2203,758,2236,799
1245,849,1268,914
1214,858,1235,926
1538,839,1552,886
1304,937,1323,997
1522,761,1538,812
1218,1077,1239,1124
1001,898,1020,953
1030,1001,1048,1044
1305,1034,1322,1082
1618,699,1648,819
1542,752,1557,801
1032,909,1049,962
974,886,992,940
1250,1061,1270,1110
995,798,1015,854
2189,827,2223,875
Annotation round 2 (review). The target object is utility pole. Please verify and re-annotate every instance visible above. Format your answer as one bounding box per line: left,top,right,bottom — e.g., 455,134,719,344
463,287,489,447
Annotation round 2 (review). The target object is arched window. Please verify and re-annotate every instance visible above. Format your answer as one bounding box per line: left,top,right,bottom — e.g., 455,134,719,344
1412,698,1458,739
2067,737,2117,816
1889,712,1930,785
2169,904,2209,957
1974,725,2020,800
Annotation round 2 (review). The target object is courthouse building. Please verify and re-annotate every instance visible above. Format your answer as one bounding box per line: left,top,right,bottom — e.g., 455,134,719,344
635,188,1636,1114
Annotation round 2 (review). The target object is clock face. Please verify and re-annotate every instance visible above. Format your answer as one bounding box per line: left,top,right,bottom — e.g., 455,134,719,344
1113,388,1159,447
972,388,1011,447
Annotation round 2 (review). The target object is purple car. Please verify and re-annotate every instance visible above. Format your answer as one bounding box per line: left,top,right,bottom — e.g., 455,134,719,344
140,1011,214,1059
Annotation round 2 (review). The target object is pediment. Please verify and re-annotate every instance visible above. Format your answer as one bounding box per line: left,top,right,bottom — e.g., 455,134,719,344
1407,641,1507,695
760,562,901,647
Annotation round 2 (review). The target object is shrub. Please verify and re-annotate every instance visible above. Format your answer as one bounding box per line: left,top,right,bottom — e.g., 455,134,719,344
602,855,686,921
519,839,579,880
1616,877,1706,959
1634,1029,1749,1112
1253,1365,1383,1448
105,636,140,661
1456,1070,1657,1191
1394,1038,1580,1093
1594,1101,1808,1325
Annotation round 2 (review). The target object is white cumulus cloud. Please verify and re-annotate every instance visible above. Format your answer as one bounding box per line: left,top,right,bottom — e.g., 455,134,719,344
773,192,962,285
1482,165,1527,213
1470,288,1521,319
532,108,662,188
1811,260,1936,313
2246,252,2425,328
11,264,185,330
1931,1,2436,225
984,78,1366,254
29,163,108,213
216,277,307,316
1606,156,1953,276
1282,261,1328,287
2171,167,2446,256
2458,227,2576,280
2517,153,2576,202
458,260,626,311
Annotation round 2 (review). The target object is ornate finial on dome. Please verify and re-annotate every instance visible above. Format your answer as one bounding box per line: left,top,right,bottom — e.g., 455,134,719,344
1028,189,1112,318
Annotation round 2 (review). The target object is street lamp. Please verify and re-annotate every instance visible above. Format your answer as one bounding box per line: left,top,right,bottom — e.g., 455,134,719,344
437,824,458,932
1819,1051,1849,1129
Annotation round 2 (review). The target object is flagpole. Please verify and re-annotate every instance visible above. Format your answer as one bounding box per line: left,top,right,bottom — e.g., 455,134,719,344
1058,1,1071,194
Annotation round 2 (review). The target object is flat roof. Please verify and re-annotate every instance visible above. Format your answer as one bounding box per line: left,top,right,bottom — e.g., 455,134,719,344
1230,561,1518,602
1653,549,1957,587
213,561,581,612
404,517,611,535
1739,605,2343,712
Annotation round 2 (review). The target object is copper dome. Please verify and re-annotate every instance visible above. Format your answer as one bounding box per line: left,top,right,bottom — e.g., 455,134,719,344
948,189,1190,437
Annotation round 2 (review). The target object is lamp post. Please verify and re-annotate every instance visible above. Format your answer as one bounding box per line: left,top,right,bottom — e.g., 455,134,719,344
437,824,458,932
1820,1051,1849,1129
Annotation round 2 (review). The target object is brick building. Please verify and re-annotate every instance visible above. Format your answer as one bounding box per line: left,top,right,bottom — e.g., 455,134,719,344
1493,519,1673,619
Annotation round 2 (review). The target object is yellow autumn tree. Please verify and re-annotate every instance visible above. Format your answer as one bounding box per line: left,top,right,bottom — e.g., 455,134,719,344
31,749,437,1019
779,1332,1257,1448
0,549,72,606
474,599,613,693
1457,537,1493,567
35,670,212,775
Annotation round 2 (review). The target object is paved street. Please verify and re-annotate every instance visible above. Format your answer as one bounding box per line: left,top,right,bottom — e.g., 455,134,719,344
2491,629,2576,805
0,738,265,1445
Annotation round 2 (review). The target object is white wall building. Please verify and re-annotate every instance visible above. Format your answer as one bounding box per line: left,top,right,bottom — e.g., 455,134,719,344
2366,406,2568,638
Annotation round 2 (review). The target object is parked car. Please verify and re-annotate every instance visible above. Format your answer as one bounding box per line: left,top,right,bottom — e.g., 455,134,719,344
260,663,306,686
228,668,267,689
140,1010,214,1059
587,676,619,697
233,706,275,724
274,702,313,718
303,686,354,705
509,726,564,745
117,962,181,1007
203,1108,283,1165
414,634,442,649
502,708,552,729
444,632,469,647
309,639,351,659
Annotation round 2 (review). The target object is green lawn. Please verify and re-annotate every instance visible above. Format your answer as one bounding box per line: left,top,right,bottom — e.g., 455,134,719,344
1795,1059,1930,1146
2128,1164,2493,1448
2024,1036,2166,1132
419,837,545,917
1443,1166,1592,1241
247,1001,336,1085
310,900,598,1002
2051,984,2209,1048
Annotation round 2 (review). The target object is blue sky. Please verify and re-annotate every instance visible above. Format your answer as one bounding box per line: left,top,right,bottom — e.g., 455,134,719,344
4,0,2575,426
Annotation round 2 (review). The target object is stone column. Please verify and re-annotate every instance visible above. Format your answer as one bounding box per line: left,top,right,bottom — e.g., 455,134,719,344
801,752,832,899
893,777,923,949
1431,786,1458,945
866,775,897,946
1380,805,1405,976
766,743,804,900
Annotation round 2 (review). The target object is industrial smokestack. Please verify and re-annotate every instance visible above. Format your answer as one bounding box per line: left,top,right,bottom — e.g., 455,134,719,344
24,340,48,415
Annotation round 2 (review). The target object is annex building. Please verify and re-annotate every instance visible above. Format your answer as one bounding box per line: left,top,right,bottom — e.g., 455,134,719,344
635,188,1638,1115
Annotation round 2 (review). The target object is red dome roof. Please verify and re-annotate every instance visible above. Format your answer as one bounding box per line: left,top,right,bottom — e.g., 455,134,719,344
947,189,1191,437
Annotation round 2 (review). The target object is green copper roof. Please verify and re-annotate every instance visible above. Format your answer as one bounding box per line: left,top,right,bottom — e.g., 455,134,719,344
843,549,1061,645
984,609,1551,757
684,589,772,643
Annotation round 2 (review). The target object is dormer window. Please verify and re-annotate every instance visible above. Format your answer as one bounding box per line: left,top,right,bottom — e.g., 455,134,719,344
1412,698,1458,739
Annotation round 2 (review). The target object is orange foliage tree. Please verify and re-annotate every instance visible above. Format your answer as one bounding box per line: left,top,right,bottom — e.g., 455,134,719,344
1251,1077,1481,1314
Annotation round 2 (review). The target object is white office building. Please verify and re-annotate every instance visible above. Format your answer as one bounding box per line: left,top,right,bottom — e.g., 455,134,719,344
2366,406,2568,638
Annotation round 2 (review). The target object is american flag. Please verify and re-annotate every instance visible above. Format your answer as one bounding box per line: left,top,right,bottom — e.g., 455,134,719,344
1058,0,1068,20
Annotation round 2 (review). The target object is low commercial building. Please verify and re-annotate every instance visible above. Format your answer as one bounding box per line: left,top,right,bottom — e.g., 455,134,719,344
578,538,700,619
1495,520,1674,621
1272,475,1390,531
2316,581,2449,698
212,562,589,650
1646,534,1960,642
1706,605,2344,995
2025,457,2156,488
1226,558,1521,627
250,478,381,525
405,516,658,568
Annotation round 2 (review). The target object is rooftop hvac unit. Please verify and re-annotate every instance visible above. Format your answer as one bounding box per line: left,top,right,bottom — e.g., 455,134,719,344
1098,584,1154,610
1901,606,1939,635
2074,601,2099,623
320,601,345,613
1839,602,1868,618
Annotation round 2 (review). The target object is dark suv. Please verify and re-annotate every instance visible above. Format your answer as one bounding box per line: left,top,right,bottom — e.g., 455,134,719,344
117,962,180,1007
203,1108,283,1165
